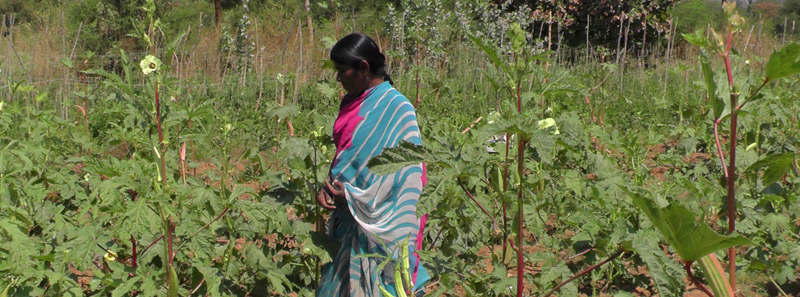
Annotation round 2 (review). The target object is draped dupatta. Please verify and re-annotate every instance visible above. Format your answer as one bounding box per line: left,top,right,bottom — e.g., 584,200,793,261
318,81,429,297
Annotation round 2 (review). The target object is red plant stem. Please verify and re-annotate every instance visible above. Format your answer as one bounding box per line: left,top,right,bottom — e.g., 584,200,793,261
457,178,500,230
131,236,138,270
568,247,594,260
502,132,511,259
81,74,89,139
726,93,738,290
461,178,517,251
189,278,206,296
516,140,525,297
713,120,729,179
515,80,524,297
428,217,448,249
542,249,624,297
175,206,230,254
723,25,738,291
684,261,714,297
141,235,164,256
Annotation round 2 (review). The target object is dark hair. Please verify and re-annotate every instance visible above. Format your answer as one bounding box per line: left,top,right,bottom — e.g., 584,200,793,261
330,33,392,85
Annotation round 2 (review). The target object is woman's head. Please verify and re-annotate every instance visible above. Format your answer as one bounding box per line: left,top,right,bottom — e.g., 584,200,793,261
330,33,391,93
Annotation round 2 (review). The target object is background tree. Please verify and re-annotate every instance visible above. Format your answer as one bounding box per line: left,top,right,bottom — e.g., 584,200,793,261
496,0,677,49
215,0,221,28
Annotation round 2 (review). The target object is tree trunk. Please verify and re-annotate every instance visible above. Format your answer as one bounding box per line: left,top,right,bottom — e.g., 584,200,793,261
215,0,222,28
304,0,314,45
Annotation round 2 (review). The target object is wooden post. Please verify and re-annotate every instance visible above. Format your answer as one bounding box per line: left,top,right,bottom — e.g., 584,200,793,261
615,13,624,65
783,17,788,44
214,0,222,28
744,25,754,55
620,16,630,92
293,21,303,105
755,14,762,57
255,18,264,112
586,14,590,63
641,12,647,70
663,18,676,96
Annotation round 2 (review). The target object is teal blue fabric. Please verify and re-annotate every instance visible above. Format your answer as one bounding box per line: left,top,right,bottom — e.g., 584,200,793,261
317,82,429,296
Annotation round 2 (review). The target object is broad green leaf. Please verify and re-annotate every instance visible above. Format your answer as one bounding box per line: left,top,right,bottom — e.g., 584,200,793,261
467,34,502,75
627,190,751,262
192,259,221,297
1,282,9,297
316,82,337,99
59,58,74,69
765,42,800,81
682,29,710,48
509,22,525,55
321,37,337,50
747,153,796,185
121,198,160,238
631,230,684,297
266,104,300,120
111,275,141,297
34,92,47,103
367,141,426,175
698,50,721,119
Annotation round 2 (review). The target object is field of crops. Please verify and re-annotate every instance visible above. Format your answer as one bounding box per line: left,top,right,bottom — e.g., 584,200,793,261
1,1,799,296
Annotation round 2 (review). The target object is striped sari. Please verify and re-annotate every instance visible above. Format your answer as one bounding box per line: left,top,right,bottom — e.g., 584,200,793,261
317,81,430,297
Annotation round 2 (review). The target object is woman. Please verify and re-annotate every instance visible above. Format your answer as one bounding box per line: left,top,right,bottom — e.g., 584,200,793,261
316,33,429,297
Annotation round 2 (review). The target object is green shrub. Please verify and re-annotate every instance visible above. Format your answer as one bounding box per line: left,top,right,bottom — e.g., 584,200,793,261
670,0,724,34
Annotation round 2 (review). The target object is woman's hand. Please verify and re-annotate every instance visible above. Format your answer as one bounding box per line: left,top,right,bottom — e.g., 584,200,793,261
326,179,346,204
316,187,336,210
317,179,345,210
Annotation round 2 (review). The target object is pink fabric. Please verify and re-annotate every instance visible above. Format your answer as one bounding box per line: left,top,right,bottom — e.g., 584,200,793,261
412,213,427,284
332,90,370,167
420,162,428,187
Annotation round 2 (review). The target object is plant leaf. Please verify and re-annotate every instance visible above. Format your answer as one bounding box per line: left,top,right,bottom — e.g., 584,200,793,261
111,275,141,297
367,141,426,175
747,153,796,185
467,34,502,74
698,49,722,119
765,42,800,81
631,230,684,297
682,29,710,48
627,189,752,262
59,58,74,69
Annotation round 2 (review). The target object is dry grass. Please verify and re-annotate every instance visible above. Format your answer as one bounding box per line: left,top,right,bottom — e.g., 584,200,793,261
2,14,334,92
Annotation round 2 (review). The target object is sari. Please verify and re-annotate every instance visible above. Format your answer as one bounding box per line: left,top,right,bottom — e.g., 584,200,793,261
317,81,430,296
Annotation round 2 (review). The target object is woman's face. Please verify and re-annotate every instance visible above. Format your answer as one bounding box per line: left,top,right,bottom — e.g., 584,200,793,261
335,62,368,94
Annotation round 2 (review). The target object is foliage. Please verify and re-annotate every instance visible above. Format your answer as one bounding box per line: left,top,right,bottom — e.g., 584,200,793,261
494,0,677,47
627,189,751,262
1,1,799,296
670,0,725,34
66,0,150,53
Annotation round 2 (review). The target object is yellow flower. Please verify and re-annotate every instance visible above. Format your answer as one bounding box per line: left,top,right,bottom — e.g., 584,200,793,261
139,55,161,75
